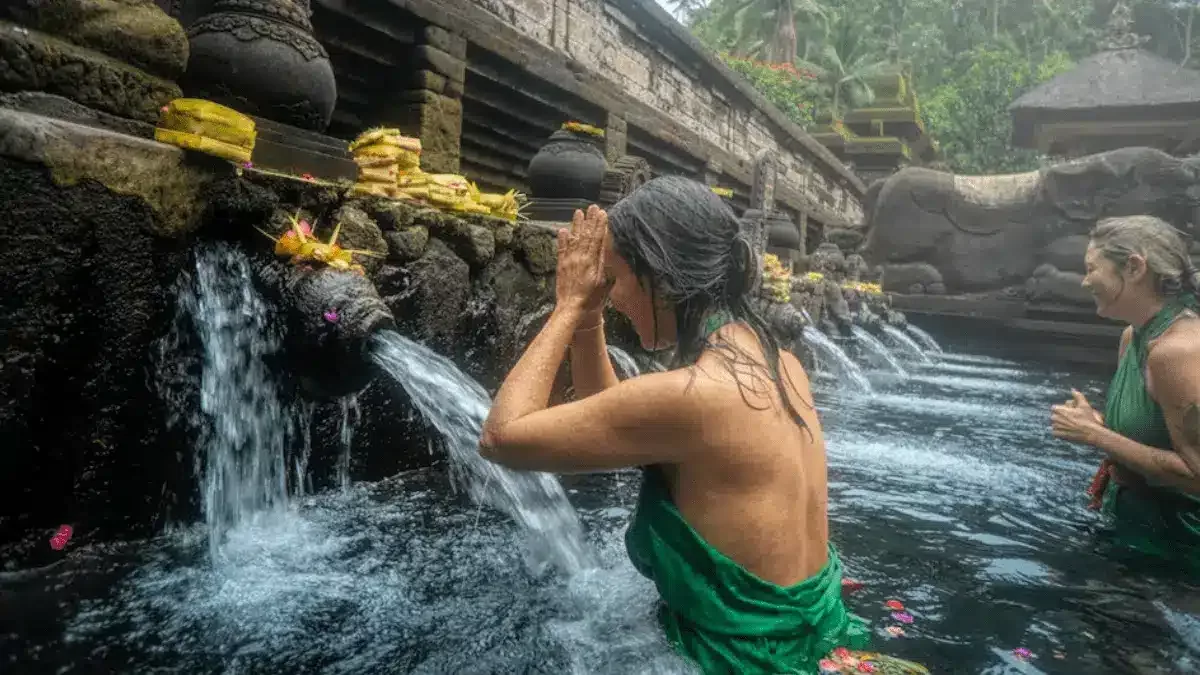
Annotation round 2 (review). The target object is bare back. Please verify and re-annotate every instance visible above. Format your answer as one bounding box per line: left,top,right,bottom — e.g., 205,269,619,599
660,322,829,587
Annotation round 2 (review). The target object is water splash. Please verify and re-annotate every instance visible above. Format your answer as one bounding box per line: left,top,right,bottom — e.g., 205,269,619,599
336,395,361,490
802,326,873,393
882,324,933,364
906,324,944,354
606,345,642,379
177,244,290,561
370,330,593,575
851,325,908,377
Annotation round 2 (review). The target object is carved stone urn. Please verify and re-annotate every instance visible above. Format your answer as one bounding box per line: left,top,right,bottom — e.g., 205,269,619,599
181,0,337,131
526,126,608,221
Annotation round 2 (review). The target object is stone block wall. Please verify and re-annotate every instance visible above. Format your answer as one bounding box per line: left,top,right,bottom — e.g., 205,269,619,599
455,0,864,226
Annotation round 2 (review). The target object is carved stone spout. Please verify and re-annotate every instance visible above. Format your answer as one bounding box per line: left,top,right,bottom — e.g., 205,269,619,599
182,0,336,130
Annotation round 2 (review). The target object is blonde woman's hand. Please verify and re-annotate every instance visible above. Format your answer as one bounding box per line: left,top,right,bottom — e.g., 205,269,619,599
556,205,612,315
1051,389,1104,444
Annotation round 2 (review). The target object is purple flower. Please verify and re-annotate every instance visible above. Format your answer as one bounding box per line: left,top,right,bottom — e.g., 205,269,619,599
323,309,339,323
890,611,913,624
1013,647,1033,660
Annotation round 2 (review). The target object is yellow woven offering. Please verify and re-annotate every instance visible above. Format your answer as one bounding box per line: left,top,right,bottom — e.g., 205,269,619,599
154,98,256,164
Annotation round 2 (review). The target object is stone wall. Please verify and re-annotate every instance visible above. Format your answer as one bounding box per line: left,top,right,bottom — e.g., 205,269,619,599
0,101,566,566
380,0,864,229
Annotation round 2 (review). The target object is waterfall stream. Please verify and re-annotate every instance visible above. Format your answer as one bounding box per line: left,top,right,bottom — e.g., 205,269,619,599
371,330,593,575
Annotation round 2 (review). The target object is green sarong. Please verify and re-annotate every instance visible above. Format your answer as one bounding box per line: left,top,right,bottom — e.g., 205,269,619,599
1098,294,1200,559
624,466,870,674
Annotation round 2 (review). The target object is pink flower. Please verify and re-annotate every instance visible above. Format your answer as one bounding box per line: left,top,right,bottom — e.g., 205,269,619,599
323,309,339,323
243,161,253,170
891,611,914,624
301,173,315,181
49,524,73,550
1013,647,1034,660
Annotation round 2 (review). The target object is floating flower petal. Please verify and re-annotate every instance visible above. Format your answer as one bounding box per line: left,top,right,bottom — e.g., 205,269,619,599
891,611,914,624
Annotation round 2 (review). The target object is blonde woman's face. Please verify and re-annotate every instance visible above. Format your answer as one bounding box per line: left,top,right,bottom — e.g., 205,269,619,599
1082,245,1126,318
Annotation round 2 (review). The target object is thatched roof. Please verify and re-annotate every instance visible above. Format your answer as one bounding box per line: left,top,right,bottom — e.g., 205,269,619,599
1010,49,1200,112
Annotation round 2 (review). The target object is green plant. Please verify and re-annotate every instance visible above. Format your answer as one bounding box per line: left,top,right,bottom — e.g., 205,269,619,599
719,53,820,128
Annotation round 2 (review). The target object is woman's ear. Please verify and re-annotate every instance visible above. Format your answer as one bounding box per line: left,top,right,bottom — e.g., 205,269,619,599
1125,253,1148,282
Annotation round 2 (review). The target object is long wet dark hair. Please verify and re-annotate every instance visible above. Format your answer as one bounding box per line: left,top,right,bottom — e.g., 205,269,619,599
606,175,811,432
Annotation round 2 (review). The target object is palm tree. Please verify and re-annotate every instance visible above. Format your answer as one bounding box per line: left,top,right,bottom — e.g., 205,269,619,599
796,11,894,119
702,0,828,64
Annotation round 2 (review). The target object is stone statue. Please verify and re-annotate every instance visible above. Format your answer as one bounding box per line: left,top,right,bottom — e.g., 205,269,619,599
863,147,1200,297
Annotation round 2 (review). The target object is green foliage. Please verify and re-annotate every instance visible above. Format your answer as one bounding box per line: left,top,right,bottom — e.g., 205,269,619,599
719,54,820,127
688,0,1200,173
922,48,1075,174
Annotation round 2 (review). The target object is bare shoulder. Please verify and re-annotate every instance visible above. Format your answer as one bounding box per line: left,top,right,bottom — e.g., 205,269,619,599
1151,314,1200,360
1147,317,1200,401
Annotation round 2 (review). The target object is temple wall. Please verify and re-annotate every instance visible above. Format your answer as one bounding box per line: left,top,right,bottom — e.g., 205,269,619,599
391,0,864,227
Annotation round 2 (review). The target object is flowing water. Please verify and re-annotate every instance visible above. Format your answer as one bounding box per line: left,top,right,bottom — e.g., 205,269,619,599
907,324,944,354
803,326,873,394
176,244,293,562
852,325,909,377
606,345,642,380
882,324,933,364
6,315,1200,673
370,330,592,576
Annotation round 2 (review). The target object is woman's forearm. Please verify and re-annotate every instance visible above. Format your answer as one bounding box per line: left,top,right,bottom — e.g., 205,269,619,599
570,310,620,399
483,305,582,437
1092,426,1200,493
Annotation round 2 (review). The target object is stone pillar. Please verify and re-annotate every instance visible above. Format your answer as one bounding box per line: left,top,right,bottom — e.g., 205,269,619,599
703,160,722,187
751,149,778,213
604,113,627,164
797,211,808,257
403,26,466,174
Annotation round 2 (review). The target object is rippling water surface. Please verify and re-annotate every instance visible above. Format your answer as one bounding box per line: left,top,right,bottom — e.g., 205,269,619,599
5,350,1200,674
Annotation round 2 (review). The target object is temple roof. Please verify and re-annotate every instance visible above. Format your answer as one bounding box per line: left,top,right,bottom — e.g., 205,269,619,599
1010,48,1200,112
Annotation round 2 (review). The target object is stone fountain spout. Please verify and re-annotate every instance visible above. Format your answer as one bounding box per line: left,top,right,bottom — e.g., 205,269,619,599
262,261,395,399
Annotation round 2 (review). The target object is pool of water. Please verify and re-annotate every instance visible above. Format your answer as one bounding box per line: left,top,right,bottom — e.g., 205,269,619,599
5,352,1200,674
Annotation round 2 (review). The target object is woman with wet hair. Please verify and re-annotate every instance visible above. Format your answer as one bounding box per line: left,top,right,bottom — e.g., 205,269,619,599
1051,215,1200,558
479,176,872,672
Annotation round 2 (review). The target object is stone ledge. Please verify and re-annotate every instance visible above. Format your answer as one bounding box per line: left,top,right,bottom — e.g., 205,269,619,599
0,107,206,236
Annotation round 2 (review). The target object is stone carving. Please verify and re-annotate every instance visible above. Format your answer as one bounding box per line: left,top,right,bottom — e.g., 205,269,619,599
751,148,779,212
0,0,186,122
183,0,336,130
1025,263,1093,306
863,147,1200,295
598,155,652,207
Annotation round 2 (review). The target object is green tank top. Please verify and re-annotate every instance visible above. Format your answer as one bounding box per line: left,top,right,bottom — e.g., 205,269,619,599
1101,294,1200,553
624,466,870,673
